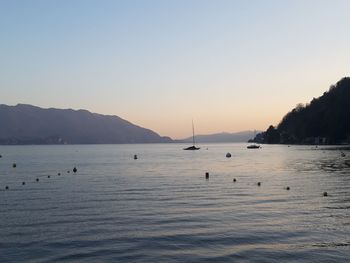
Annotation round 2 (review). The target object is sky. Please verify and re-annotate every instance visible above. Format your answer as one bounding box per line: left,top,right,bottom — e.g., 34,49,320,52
1,0,350,139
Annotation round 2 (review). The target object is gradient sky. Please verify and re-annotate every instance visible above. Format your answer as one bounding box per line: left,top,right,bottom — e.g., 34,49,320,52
1,0,350,139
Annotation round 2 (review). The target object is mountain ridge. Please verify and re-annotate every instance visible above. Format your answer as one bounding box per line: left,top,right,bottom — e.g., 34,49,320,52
0,104,172,144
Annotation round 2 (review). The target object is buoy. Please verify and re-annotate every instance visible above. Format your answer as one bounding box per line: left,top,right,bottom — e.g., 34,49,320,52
22,182,25,185
323,191,328,197
286,186,290,190
48,175,50,178
73,167,77,173
134,154,138,160
341,152,346,157
36,178,39,182
257,182,261,186
58,173,61,176
233,178,236,182
67,170,70,173
0,154,2,158
12,163,17,168
226,153,232,158
5,186,9,190
205,172,209,179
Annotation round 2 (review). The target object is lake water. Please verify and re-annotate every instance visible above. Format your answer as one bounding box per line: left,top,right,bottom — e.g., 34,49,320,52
0,143,350,262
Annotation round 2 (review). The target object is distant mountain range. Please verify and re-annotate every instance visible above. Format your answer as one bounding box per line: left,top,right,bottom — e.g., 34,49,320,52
0,104,172,144
181,131,257,143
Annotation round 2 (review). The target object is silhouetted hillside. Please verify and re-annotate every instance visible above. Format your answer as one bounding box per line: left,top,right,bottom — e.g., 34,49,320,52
181,131,257,143
254,77,350,144
0,104,172,144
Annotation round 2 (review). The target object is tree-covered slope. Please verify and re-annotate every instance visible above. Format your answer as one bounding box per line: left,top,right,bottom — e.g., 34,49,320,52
255,77,350,144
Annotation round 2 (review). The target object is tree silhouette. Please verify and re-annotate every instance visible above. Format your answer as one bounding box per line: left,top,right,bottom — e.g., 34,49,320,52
254,77,350,144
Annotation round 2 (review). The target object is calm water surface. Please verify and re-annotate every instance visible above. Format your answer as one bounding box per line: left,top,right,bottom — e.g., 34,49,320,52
0,143,350,262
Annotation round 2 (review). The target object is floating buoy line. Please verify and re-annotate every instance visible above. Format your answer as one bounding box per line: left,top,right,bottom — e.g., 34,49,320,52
0,163,79,191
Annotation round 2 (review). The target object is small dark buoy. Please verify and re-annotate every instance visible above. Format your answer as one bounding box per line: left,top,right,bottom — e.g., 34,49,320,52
226,152,232,158
341,152,346,157
5,186,9,190
67,170,70,173
323,191,328,197
205,172,209,179
36,178,39,182
233,178,236,182
286,186,290,190
134,154,138,160
0,154,2,158
73,167,77,173
12,163,17,168
22,182,25,185
58,173,61,176
257,182,261,186
48,175,50,178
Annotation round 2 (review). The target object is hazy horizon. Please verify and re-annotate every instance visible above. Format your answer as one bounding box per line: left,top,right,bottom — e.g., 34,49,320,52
1,0,350,138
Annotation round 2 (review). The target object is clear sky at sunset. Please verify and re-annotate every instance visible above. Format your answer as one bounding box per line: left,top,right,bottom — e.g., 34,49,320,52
1,0,350,139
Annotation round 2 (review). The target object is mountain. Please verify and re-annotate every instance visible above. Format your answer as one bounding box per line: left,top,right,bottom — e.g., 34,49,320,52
253,77,350,144
0,104,172,144
181,131,257,143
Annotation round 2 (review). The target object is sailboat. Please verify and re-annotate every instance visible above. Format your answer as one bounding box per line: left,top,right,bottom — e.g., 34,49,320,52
183,120,200,150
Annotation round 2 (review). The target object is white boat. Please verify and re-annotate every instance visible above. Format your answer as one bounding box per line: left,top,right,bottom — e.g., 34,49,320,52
247,144,261,149
247,130,261,149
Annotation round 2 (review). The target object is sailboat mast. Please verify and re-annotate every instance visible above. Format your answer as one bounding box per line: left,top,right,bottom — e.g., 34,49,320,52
192,119,195,146
183,120,200,150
